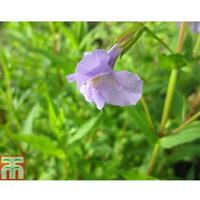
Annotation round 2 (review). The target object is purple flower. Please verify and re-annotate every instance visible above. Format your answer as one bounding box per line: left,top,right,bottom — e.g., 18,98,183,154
191,22,200,33
66,44,143,110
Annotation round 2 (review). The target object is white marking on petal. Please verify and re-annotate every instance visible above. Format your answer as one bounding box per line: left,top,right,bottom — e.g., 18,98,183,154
80,84,92,103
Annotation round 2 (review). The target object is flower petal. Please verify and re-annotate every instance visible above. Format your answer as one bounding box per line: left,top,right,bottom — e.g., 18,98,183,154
100,71,143,106
80,84,93,103
91,87,105,110
73,49,112,88
107,44,122,67
66,73,76,83
191,22,200,33
76,49,111,75
80,82,105,110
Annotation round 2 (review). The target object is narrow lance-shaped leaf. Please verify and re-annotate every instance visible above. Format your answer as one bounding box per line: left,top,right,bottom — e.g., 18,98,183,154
68,113,102,145
22,104,40,134
160,122,200,149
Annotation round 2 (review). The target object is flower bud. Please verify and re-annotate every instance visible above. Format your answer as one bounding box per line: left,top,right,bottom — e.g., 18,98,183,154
114,22,145,55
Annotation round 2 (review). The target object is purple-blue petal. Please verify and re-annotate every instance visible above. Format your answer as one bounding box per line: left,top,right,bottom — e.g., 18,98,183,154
100,71,143,106
80,84,93,103
90,87,105,110
191,22,200,33
107,44,122,67
66,73,76,83
67,49,112,89
79,71,143,109
80,81,105,110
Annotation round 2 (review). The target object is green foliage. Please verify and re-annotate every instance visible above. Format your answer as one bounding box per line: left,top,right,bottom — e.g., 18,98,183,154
132,104,157,144
22,104,40,134
160,122,200,149
0,22,200,180
14,134,66,159
68,113,102,144
159,53,187,70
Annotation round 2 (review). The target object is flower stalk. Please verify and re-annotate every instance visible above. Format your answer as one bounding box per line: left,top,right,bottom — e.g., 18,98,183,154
141,96,155,131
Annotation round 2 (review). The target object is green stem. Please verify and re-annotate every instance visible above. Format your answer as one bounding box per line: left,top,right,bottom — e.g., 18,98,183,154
141,96,155,131
144,27,173,54
160,68,178,133
146,22,186,176
172,111,200,134
147,143,161,175
159,22,186,134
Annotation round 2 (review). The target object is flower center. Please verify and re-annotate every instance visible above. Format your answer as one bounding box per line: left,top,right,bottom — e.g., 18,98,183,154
89,75,103,89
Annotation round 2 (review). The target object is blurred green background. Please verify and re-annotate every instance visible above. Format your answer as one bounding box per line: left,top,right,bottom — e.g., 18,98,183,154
0,22,200,180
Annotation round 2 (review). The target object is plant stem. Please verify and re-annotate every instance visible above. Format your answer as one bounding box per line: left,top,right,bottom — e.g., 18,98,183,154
160,22,186,134
141,96,155,130
172,111,200,134
159,68,178,134
147,142,161,175
144,27,173,54
147,22,186,176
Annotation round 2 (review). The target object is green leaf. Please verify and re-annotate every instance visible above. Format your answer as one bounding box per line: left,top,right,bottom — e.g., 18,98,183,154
14,134,65,159
22,104,40,134
46,96,61,139
5,29,66,65
61,24,79,50
171,54,187,68
160,122,200,149
68,113,102,145
14,89,31,111
159,53,187,70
